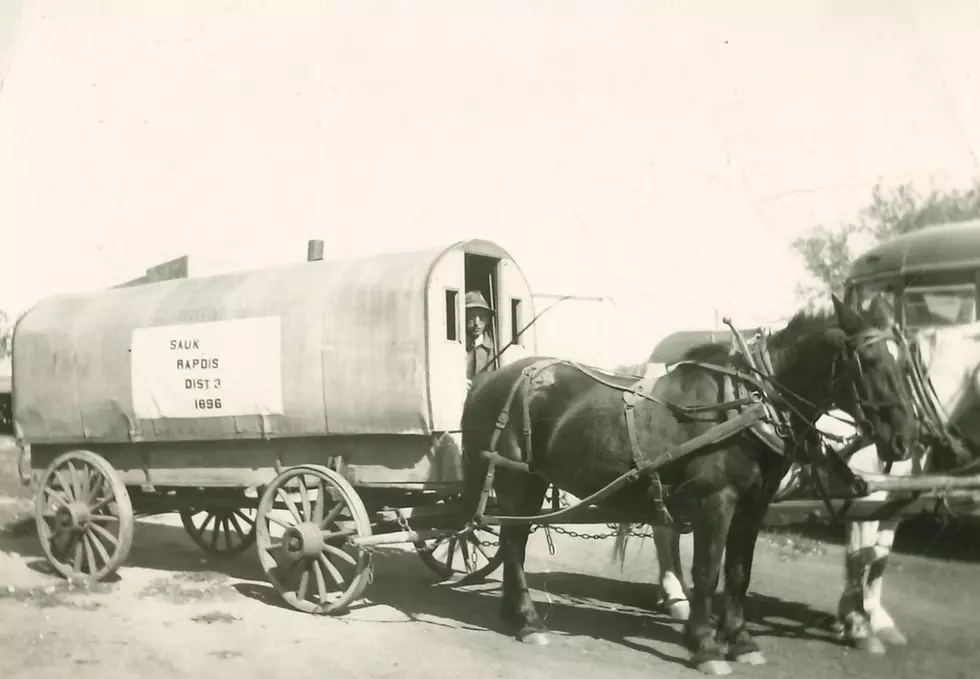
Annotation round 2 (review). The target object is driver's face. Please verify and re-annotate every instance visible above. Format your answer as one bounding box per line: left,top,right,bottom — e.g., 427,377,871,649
467,310,488,338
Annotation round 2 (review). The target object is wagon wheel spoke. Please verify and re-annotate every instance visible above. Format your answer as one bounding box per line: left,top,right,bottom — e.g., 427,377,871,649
85,526,113,566
320,528,356,542
443,538,458,573
87,473,105,504
55,470,75,502
43,486,70,510
297,478,312,520
459,538,475,573
276,488,303,524
81,532,98,575
228,513,246,541
65,462,82,500
313,556,328,603
312,481,326,526
264,512,292,530
72,535,85,572
318,552,346,587
89,494,115,515
322,544,357,568
318,501,345,529
88,521,119,548
264,540,283,555
296,566,311,601
88,513,119,523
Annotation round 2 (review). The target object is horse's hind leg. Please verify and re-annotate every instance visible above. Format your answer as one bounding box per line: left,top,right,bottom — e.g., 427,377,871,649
864,518,908,646
686,488,737,676
654,526,690,621
497,470,550,645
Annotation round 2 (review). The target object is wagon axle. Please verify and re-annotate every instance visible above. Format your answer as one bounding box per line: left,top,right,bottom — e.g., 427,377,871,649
53,502,93,534
281,523,327,561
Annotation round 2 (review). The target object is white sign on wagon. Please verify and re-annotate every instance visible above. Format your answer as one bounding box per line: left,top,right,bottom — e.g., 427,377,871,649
130,316,284,420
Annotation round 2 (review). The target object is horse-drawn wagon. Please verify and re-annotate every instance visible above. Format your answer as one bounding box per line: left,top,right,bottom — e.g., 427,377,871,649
12,238,535,612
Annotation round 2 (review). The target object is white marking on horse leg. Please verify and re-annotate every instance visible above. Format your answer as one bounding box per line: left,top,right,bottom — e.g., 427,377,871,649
654,527,689,620
866,519,907,645
839,521,883,650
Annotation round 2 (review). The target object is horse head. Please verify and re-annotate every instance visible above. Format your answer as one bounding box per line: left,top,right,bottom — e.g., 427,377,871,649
827,294,918,462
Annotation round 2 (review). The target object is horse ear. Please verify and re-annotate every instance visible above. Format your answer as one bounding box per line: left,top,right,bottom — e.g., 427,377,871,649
832,294,864,333
868,295,896,329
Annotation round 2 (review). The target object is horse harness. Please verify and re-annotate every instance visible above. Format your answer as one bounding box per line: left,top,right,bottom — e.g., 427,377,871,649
476,322,809,530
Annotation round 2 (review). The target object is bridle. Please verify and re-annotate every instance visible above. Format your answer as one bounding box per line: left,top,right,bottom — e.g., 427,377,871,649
833,326,911,454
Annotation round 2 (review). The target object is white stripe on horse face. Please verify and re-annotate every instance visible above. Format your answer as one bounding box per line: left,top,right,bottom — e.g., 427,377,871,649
885,338,900,362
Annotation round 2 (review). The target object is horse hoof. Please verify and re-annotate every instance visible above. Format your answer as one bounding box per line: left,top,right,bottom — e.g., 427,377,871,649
876,627,908,646
520,632,550,646
668,600,691,622
696,660,733,676
853,635,887,655
734,651,767,666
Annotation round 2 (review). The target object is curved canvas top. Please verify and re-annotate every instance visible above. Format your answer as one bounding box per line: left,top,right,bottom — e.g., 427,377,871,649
13,239,520,444
847,220,980,282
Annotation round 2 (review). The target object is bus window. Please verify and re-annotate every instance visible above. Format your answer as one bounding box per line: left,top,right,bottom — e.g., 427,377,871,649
903,284,976,328
852,280,898,315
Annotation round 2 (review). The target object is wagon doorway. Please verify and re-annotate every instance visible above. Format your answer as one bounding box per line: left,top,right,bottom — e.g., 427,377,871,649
464,253,501,372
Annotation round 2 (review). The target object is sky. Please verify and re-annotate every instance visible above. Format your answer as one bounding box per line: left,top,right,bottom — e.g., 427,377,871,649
2,0,980,365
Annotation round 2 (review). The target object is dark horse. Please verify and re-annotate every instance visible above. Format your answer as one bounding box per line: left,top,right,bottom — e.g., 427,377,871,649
458,296,918,675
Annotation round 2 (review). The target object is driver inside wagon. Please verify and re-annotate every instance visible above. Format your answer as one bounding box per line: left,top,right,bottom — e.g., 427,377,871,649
465,290,497,387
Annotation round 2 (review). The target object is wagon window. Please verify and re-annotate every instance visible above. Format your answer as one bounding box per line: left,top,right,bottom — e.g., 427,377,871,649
510,299,523,346
445,289,459,341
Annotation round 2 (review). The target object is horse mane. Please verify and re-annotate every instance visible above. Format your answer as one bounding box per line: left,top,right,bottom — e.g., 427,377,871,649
677,307,841,366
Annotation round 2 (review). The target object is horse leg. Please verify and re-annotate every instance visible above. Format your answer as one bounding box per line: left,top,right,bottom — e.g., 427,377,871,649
864,517,908,646
838,520,886,654
654,525,691,621
685,488,737,676
718,496,770,667
497,471,551,645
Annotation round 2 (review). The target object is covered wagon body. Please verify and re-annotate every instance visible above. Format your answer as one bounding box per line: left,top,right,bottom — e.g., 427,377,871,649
13,239,536,491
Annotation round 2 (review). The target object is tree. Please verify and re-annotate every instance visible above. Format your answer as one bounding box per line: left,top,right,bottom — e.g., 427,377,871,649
792,180,980,306
0,309,10,359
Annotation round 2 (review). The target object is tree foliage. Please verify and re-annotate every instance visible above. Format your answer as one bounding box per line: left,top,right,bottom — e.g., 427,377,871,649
0,309,10,359
792,180,980,306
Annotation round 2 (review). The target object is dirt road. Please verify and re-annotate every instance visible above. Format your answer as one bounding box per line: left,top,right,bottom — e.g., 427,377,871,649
1,503,978,679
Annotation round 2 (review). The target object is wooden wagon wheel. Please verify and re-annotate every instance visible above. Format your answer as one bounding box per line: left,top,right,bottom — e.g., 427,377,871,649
415,524,503,583
256,465,373,615
34,449,134,582
180,507,258,558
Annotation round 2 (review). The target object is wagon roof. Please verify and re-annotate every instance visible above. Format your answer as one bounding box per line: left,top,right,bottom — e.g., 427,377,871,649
12,238,526,444
847,219,980,281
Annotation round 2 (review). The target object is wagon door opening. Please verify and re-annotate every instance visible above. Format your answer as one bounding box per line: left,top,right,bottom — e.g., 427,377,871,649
464,253,501,372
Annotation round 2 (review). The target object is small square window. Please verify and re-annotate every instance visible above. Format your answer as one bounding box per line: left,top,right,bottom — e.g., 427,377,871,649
445,290,459,341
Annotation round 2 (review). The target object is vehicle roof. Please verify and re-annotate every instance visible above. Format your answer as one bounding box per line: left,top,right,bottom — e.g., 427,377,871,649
847,219,980,281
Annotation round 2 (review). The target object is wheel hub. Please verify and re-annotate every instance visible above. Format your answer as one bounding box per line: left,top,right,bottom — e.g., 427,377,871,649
54,502,91,533
281,523,324,561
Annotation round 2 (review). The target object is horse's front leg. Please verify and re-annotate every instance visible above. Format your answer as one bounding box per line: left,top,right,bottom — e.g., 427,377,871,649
497,472,550,644
718,495,770,667
685,488,737,676
838,520,886,654
864,517,908,646
653,525,691,621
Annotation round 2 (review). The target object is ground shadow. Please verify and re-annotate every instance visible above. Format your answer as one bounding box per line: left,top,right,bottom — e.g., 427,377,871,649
233,549,694,668
0,518,268,584
765,513,980,564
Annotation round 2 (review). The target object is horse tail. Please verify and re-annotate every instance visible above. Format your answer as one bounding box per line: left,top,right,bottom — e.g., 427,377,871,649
612,522,641,569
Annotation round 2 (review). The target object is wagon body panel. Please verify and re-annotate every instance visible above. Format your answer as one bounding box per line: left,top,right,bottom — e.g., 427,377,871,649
13,240,535,465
